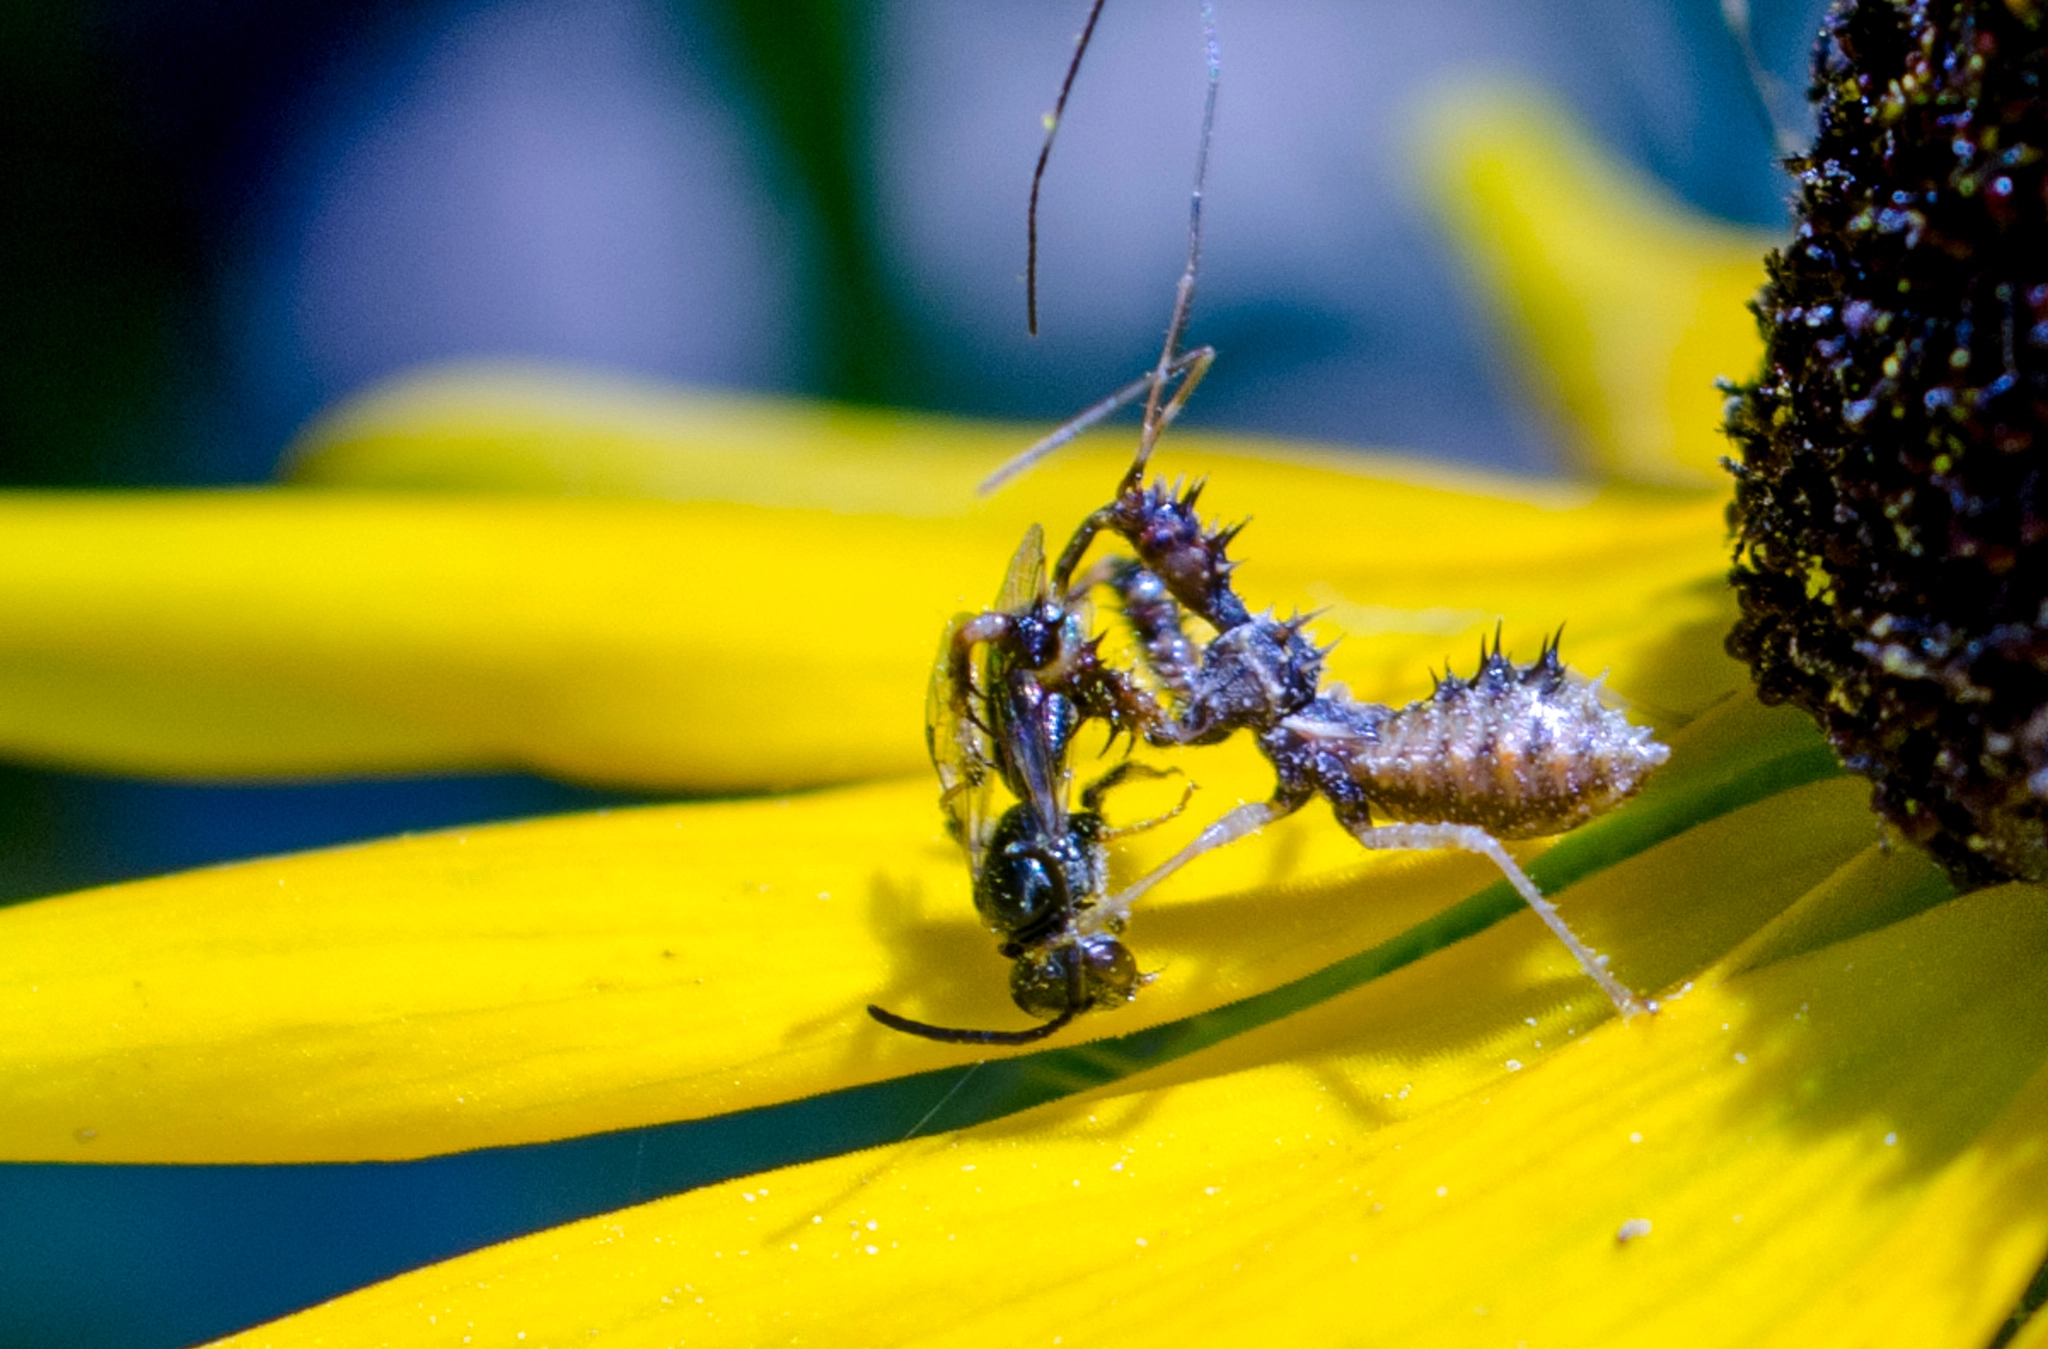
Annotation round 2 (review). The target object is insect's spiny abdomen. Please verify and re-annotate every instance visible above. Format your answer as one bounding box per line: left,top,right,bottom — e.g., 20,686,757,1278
1347,651,1669,839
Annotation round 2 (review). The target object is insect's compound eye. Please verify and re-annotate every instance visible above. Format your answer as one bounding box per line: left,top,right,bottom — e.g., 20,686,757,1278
1008,936,1141,1022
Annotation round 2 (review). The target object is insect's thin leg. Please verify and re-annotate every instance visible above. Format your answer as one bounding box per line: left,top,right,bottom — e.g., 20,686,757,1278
979,345,1213,497
1081,761,1195,840
1342,821,1647,1019
1148,344,1215,441
1026,0,1111,337
1083,794,1302,934
867,1002,1080,1046
1135,1,1221,469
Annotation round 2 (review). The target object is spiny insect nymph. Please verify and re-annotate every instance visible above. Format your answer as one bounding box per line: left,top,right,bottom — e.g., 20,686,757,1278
1330,631,1670,842
1050,462,1671,1016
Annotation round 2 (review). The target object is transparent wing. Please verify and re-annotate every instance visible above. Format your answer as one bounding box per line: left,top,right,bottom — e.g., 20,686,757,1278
995,523,1049,612
992,665,1068,842
991,526,1073,839
926,611,998,869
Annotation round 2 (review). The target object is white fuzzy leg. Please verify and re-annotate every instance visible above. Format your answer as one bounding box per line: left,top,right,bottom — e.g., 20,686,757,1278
1344,822,1646,1018
1081,799,1290,935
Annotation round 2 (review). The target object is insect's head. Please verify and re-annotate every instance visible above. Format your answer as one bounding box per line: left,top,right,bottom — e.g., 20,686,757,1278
1009,932,1143,1022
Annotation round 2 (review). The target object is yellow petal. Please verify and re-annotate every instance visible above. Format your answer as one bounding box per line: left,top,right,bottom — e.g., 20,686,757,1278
2004,1286,2048,1349
287,364,1747,720
216,771,2040,1349
0,493,949,788
1417,83,1775,487
0,384,1732,785
0,682,1836,1165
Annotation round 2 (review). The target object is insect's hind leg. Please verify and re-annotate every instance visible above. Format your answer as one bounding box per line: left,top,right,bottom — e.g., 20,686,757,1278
1341,820,1647,1019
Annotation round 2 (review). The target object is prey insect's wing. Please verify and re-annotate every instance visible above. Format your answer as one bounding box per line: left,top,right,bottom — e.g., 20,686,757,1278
926,611,997,869
990,525,1072,837
995,522,1049,612
925,527,1049,870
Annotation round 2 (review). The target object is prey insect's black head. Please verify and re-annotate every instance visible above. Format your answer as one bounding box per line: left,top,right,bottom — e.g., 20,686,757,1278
866,933,1141,1046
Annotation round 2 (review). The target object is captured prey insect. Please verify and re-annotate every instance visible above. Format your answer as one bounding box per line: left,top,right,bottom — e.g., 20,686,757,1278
866,526,1190,1045
1032,444,1673,1016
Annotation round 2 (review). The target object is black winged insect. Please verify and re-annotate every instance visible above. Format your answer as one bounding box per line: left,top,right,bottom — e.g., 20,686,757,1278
865,1,1217,1045
865,525,1186,1044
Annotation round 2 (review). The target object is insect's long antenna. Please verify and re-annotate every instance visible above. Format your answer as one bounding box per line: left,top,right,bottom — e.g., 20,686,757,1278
1027,0,1110,337
866,1002,1080,1046
1720,0,1805,160
1134,0,1220,477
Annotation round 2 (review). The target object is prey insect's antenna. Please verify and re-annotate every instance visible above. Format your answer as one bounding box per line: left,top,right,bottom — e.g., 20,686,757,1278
867,1002,1080,1046
1136,0,1220,474
869,922,1095,1045
1721,0,1805,160
1028,0,1111,337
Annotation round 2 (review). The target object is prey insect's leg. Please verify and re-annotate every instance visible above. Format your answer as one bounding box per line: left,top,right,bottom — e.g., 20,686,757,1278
1083,793,1305,935
1080,761,1194,840
1341,821,1646,1018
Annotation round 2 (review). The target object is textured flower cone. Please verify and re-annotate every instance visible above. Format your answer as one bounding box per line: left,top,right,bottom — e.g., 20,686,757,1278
1725,0,2048,885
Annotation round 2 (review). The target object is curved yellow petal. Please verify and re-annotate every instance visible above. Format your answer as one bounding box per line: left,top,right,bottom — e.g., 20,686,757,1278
0,493,955,788
2006,1292,2048,1349
2,687,1833,1165
0,385,1731,786
215,794,2039,1348
433,364,1734,726
1417,82,1775,487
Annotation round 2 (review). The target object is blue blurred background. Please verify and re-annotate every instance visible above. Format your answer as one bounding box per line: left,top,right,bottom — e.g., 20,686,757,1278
0,0,1825,1343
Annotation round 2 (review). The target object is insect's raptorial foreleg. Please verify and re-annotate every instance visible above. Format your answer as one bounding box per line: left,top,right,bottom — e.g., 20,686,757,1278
981,345,1216,497
1341,821,1646,1018
1070,555,1203,703
1072,663,1177,751
1082,791,1308,935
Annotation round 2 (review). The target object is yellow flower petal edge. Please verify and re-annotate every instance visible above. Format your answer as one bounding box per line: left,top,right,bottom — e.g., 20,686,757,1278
1415,80,1776,487
0,681,1838,1166
280,360,1589,516
2006,1289,2048,1349
0,402,1732,787
214,790,2037,1349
